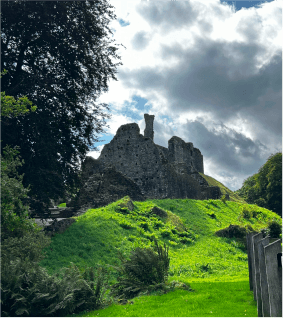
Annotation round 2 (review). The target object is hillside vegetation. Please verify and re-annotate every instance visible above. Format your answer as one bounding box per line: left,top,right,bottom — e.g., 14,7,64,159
30,197,281,316
235,152,282,216
199,172,246,203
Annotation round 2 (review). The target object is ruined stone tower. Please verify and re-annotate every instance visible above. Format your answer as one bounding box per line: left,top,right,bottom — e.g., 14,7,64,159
144,114,155,141
76,114,221,209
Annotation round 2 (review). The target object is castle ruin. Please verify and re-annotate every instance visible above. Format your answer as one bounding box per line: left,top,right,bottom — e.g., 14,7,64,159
74,114,221,208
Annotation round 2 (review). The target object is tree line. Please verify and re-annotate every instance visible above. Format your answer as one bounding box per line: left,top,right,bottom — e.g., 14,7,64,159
235,153,282,217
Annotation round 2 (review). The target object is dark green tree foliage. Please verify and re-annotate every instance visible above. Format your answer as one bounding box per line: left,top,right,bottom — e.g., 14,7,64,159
235,153,282,216
1,0,122,213
0,145,40,240
267,220,282,238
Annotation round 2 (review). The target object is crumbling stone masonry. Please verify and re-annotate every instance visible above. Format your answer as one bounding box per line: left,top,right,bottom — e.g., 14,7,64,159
76,114,221,207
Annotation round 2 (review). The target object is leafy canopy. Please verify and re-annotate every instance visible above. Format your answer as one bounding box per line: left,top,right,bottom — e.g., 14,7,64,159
1,0,123,214
235,153,282,216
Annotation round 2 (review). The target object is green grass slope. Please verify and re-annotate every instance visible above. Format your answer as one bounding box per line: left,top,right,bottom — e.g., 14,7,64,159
40,196,281,283
199,172,246,203
39,196,281,316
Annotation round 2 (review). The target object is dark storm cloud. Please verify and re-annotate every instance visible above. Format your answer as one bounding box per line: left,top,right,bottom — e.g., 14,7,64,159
178,120,268,175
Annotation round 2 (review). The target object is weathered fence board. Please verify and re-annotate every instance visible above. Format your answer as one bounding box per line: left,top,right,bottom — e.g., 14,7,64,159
264,239,282,317
247,233,282,317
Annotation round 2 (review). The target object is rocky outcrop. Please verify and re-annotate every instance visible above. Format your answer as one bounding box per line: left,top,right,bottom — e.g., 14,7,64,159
215,224,253,239
44,218,76,237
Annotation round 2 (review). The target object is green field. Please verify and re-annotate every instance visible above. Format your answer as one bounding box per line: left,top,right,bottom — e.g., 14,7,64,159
39,196,281,316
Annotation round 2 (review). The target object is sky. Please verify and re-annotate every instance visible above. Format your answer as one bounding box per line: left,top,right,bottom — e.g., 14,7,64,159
89,0,282,191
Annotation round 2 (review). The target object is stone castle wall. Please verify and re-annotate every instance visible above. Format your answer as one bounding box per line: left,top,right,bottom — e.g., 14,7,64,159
94,114,221,201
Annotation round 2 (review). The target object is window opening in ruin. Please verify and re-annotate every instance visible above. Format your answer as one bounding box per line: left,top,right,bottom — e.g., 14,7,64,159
136,163,138,165
127,139,129,142
105,155,107,157
121,163,123,166
136,154,138,157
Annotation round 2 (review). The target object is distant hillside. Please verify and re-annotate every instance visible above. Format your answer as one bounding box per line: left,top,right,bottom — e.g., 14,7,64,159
199,173,246,203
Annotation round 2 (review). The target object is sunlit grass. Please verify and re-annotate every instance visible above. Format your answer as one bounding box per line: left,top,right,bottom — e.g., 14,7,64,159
39,196,280,316
58,202,66,207
70,281,257,317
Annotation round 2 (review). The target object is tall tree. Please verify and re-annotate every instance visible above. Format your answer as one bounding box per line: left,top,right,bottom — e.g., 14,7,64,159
1,0,123,214
1,79,38,239
235,153,282,217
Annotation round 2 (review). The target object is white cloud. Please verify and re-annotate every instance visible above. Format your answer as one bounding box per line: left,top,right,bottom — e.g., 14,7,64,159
95,0,282,190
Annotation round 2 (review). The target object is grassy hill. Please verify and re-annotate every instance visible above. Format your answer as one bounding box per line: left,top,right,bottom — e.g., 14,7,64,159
199,172,246,203
38,196,281,316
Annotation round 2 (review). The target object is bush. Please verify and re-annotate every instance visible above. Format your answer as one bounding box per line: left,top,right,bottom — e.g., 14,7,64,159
267,220,282,238
152,219,164,229
138,221,150,231
221,195,227,204
179,237,193,244
241,206,253,219
159,228,172,238
1,232,108,316
1,261,107,317
111,239,170,299
215,224,248,239
118,220,135,229
1,145,40,239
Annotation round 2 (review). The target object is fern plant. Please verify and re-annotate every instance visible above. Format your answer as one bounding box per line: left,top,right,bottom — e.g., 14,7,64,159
1,232,108,317
111,239,170,299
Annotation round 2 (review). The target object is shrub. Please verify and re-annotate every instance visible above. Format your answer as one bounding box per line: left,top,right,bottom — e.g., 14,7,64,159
143,233,158,242
1,232,107,316
215,224,247,239
221,195,227,204
252,210,260,218
159,228,172,238
179,237,193,244
254,198,266,208
267,220,282,238
241,206,253,219
118,220,134,229
111,239,170,299
208,200,217,206
178,230,196,240
127,235,136,242
138,221,150,231
152,220,164,229
1,145,41,240
117,207,130,214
